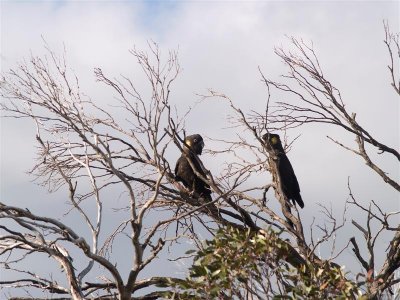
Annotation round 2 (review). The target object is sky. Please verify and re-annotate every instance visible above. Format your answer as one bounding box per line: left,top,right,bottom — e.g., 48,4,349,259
1,0,399,297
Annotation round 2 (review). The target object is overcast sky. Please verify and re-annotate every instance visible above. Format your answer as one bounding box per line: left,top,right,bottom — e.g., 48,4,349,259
1,0,399,297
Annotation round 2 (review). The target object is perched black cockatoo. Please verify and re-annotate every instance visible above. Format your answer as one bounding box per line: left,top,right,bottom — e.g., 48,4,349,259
263,133,304,209
175,134,212,200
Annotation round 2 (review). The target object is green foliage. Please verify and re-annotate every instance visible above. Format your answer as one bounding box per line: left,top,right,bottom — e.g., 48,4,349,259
284,261,362,299
165,227,362,299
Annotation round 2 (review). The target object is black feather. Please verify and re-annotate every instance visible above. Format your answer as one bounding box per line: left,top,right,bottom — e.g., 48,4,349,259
175,134,211,200
263,133,304,209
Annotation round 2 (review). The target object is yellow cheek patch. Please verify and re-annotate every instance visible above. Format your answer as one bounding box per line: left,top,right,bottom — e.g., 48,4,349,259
271,136,279,144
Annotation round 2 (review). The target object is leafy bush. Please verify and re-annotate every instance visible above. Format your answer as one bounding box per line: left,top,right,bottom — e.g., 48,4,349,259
166,227,362,299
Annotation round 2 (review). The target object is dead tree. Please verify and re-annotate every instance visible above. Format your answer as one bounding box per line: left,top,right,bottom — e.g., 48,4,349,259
199,21,399,298
0,42,303,299
0,43,231,299
258,22,400,299
1,22,399,299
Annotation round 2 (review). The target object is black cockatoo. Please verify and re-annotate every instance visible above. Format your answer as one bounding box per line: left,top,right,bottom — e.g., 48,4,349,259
263,133,304,209
175,134,212,200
